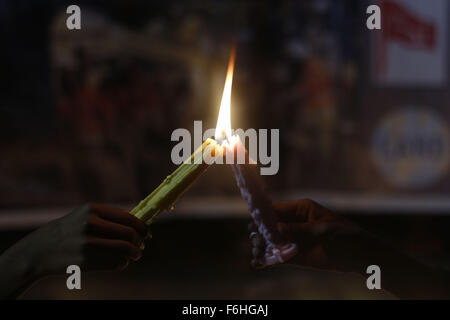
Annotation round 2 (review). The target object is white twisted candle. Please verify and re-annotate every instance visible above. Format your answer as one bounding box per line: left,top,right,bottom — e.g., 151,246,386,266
229,138,297,266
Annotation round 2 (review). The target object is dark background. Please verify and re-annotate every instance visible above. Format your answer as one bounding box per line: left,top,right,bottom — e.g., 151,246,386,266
1,0,450,299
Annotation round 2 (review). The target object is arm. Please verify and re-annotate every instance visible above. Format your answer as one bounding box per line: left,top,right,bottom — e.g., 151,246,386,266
0,203,149,299
249,199,450,299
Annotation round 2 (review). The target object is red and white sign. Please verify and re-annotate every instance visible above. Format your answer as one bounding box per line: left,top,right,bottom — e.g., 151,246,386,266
373,0,447,86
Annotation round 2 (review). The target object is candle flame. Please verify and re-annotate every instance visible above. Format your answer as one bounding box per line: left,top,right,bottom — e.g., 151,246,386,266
215,45,236,143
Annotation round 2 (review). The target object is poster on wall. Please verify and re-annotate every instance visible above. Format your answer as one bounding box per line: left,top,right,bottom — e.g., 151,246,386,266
373,0,447,86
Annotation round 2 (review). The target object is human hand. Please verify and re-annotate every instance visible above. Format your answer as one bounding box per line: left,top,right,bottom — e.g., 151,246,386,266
4,203,149,281
249,199,379,274
249,199,450,299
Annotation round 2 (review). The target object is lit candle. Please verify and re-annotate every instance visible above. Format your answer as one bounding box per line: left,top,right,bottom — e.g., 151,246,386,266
130,45,235,224
229,138,297,265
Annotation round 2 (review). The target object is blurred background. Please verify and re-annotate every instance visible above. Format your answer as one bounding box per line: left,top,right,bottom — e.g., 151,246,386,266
1,0,450,299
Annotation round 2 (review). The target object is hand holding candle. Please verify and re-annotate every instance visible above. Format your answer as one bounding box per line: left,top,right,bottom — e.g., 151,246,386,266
227,138,298,266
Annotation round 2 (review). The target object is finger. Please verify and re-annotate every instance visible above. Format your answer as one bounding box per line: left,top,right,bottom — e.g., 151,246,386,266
249,229,265,248
85,237,143,261
249,232,265,264
250,232,264,248
87,216,144,247
91,203,148,238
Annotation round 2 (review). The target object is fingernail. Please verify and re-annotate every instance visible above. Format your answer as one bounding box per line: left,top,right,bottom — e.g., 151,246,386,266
249,232,258,239
139,241,145,250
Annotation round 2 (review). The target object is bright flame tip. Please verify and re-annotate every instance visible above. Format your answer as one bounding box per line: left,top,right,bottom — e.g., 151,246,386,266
214,46,236,143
